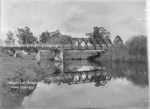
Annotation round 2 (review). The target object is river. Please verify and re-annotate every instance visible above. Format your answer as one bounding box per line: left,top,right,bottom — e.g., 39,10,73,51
0,60,149,109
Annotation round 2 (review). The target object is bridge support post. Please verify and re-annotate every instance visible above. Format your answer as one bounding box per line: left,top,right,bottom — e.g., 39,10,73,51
36,50,41,63
12,50,18,57
54,49,63,62
54,62,63,73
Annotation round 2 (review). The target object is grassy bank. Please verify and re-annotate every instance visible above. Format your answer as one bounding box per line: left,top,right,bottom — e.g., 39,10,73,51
0,50,56,109
0,50,54,85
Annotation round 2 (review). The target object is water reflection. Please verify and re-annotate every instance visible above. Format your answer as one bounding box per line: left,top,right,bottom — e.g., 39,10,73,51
0,60,149,109
43,69,112,87
102,61,148,87
40,60,148,88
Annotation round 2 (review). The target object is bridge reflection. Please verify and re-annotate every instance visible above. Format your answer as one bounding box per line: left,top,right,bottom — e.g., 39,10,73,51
43,70,111,87
41,60,112,87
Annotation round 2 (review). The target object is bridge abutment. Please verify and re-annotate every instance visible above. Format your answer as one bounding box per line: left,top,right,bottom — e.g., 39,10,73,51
36,50,41,63
13,51,17,57
54,49,63,62
36,49,64,62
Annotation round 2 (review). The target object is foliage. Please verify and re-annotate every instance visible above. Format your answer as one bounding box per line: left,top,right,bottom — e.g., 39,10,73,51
50,30,62,37
39,30,72,44
86,26,110,39
39,30,63,43
46,35,72,44
5,31,15,44
98,35,147,62
101,61,148,87
16,26,38,44
99,44,129,62
39,31,50,43
126,35,147,57
113,35,123,44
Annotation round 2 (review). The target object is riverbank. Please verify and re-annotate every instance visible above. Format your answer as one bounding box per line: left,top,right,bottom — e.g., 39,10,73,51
0,50,56,109
0,51,35,82
0,50,54,86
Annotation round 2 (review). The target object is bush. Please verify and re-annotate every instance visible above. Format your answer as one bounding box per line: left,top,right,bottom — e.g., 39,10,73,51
97,35,147,62
126,35,147,58
46,35,72,44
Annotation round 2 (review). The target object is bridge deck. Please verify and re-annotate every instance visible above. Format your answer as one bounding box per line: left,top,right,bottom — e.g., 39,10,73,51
0,44,108,50
0,38,112,50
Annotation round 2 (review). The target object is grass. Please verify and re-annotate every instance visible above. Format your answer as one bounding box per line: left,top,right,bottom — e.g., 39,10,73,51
0,50,38,83
0,50,55,109
0,49,56,84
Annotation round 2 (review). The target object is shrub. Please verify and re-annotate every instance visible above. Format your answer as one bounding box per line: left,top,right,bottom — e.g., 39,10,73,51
98,35,147,62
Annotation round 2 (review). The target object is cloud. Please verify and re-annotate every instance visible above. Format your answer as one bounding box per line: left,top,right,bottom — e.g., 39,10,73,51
1,0,146,42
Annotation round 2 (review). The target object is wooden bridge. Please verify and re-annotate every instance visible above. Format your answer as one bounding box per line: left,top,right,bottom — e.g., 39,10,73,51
0,38,112,61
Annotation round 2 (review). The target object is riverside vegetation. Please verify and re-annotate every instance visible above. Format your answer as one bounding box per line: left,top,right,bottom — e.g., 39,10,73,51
3,26,147,62
98,35,147,62
0,26,147,92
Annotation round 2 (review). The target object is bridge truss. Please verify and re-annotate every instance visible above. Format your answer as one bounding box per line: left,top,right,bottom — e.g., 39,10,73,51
43,69,112,87
0,38,112,61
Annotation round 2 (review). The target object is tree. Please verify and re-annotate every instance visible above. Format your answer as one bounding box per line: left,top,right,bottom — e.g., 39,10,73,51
50,30,62,37
5,31,15,44
86,26,110,39
16,26,38,44
93,26,100,38
46,35,72,44
39,31,50,43
113,35,123,45
126,35,147,57
39,30,63,43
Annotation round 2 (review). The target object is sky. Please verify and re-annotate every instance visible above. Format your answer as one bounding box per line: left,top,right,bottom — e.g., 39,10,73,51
1,0,147,42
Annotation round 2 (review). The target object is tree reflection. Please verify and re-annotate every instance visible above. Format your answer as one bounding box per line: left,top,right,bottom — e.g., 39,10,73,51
96,61,148,87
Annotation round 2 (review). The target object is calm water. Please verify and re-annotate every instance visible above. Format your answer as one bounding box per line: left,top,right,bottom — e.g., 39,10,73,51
0,60,149,109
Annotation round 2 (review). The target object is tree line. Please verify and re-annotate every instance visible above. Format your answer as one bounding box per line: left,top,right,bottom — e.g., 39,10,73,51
5,27,64,45
4,26,147,62
99,35,147,62
4,26,111,45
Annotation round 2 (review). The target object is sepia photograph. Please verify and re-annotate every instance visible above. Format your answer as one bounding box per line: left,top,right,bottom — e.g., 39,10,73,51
0,0,149,109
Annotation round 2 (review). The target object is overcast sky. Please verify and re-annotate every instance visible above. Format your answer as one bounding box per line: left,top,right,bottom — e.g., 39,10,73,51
1,0,147,41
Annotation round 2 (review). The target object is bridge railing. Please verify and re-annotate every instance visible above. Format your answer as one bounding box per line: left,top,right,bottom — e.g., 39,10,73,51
0,38,112,50
0,44,71,49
